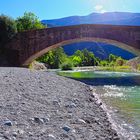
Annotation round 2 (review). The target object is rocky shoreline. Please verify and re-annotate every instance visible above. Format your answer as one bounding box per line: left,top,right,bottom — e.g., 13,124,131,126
0,68,120,140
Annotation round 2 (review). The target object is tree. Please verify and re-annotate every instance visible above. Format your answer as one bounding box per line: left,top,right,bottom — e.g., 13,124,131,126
100,60,108,66
37,47,67,69
72,49,98,66
115,57,125,66
109,54,118,62
61,61,73,70
0,14,17,48
72,56,82,66
81,49,97,66
16,12,45,32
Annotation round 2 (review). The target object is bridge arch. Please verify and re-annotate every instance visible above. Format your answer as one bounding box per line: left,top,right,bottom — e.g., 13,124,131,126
23,37,140,66
5,24,140,66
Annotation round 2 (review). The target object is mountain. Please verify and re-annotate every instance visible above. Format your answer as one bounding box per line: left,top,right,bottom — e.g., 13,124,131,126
42,12,139,60
42,12,140,27
63,42,136,60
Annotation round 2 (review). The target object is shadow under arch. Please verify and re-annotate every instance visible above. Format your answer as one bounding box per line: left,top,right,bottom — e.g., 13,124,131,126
23,37,140,66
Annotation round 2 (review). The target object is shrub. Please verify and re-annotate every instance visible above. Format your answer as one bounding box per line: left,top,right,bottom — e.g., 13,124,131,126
16,12,45,32
0,14,17,48
61,62,73,71
137,64,140,71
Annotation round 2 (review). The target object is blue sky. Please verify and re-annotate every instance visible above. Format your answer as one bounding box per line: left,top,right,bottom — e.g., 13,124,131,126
0,0,140,20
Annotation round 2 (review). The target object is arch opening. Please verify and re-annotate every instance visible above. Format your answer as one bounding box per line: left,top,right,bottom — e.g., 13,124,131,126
23,37,140,66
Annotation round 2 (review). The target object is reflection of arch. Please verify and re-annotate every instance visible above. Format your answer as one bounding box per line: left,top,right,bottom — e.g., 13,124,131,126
23,37,140,66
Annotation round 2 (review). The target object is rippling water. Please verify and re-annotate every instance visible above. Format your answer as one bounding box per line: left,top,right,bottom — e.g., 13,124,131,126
58,71,140,139
97,85,140,139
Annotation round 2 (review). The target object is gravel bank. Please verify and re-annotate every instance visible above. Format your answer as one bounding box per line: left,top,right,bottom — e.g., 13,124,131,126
0,68,119,140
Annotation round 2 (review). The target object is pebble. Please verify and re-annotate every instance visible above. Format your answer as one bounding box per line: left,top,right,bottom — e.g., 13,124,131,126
42,117,50,123
62,125,71,132
48,134,56,140
33,117,44,124
0,68,120,139
53,100,60,106
65,102,76,108
4,120,12,126
12,132,17,137
77,119,86,124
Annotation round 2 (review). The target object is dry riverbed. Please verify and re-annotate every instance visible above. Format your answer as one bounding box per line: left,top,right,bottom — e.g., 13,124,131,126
0,68,119,140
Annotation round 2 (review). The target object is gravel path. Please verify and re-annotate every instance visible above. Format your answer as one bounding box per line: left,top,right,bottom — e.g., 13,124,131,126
0,68,119,140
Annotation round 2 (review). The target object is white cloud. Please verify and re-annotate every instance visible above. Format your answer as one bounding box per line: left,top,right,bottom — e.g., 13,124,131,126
100,10,107,13
94,5,107,13
95,5,103,11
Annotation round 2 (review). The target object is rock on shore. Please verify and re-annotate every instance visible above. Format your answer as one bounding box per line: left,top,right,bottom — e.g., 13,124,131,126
0,68,119,140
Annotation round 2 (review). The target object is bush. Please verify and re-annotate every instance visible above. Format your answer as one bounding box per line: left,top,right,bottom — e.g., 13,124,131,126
61,62,73,71
16,12,45,32
0,15,17,48
137,64,140,71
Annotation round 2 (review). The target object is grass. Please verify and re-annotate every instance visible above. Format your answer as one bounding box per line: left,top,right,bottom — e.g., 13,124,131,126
98,65,133,72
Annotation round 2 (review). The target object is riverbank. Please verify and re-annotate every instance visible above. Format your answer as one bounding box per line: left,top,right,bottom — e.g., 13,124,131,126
0,67,119,140
74,66,140,73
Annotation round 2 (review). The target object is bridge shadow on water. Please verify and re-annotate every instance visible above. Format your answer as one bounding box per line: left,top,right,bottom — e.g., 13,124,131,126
71,76,140,86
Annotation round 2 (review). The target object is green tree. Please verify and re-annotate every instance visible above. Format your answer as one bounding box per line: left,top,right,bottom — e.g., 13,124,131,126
72,56,82,67
0,14,17,49
100,60,108,66
61,61,73,70
81,49,97,66
115,57,125,66
109,54,118,62
72,49,98,66
37,47,67,69
16,12,45,32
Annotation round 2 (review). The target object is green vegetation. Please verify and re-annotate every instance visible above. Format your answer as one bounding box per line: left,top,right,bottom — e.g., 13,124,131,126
37,47,131,71
0,15,17,49
16,12,45,32
98,65,132,72
71,49,98,67
37,47,67,69
138,64,140,71
61,61,73,70
0,12,45,49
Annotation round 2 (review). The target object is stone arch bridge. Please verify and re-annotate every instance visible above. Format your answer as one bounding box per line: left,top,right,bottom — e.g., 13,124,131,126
5,24,140,66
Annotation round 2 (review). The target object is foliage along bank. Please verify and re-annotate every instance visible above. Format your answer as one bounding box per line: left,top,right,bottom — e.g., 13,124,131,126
37,47,127,70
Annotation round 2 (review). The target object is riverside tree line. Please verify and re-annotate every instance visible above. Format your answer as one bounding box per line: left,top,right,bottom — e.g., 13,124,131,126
37,47,126,70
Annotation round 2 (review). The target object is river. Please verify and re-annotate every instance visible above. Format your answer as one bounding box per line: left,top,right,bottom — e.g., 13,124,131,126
58,70,140,139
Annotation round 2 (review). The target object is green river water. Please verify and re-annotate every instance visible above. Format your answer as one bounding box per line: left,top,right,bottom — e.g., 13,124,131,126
58,71,140,139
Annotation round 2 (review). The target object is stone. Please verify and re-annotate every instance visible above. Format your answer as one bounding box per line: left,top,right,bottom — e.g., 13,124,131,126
48,134,56,140
52,100,60,106
3,135,9,140
33,117,44,124
62,125,71,132
42,117,50,123
65,102,76,108
77,119,86,124
12,132,17,137
4,120,12,126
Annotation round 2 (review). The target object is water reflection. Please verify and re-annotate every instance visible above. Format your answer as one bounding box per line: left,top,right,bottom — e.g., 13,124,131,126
58,71,140,86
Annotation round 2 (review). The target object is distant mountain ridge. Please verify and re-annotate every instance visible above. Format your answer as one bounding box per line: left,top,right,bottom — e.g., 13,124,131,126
63,42,136,60
42,12,140,27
